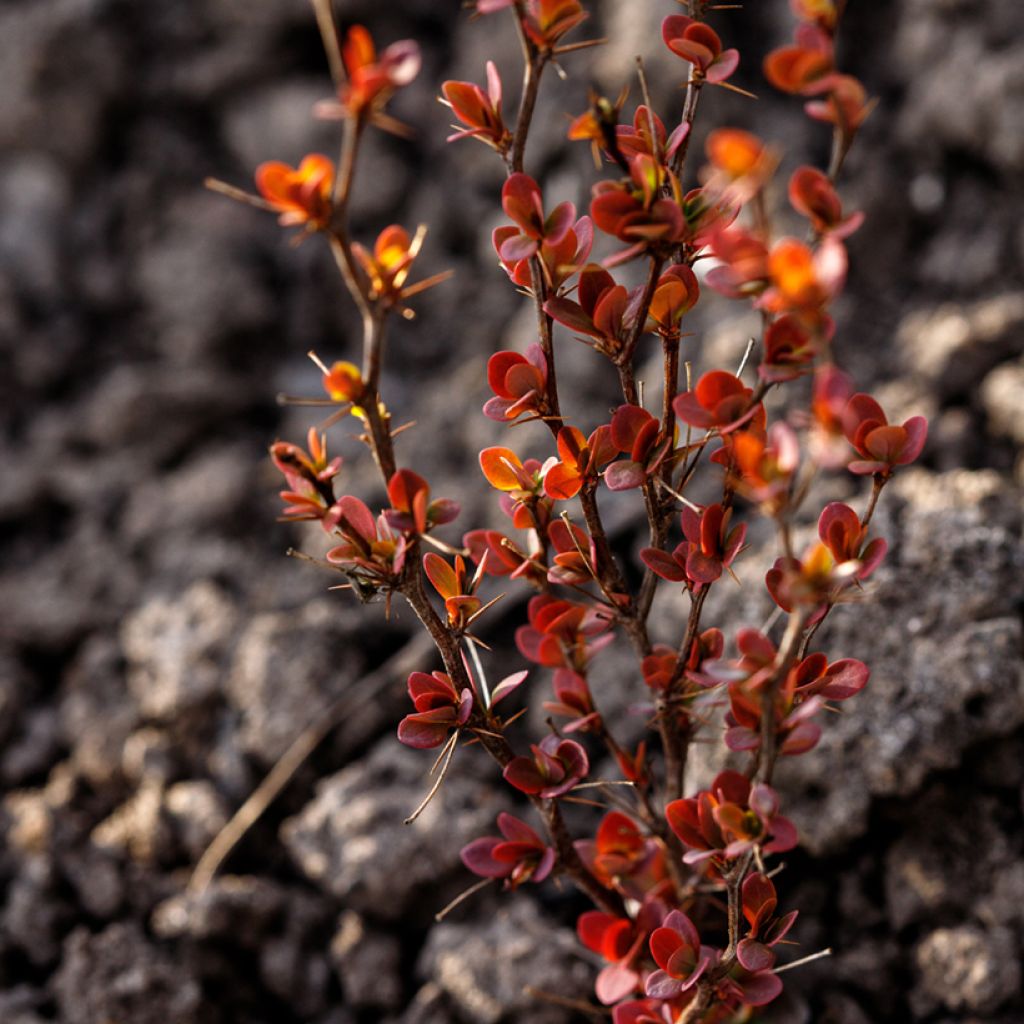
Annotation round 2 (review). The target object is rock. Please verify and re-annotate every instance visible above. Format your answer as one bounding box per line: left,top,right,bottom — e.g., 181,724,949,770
1,706,61,786
152,873,332,1017
121,580,238,720
122,727,178,785
59,844,124,921
152,874,287,942
884,784,1014,930
226,598,364,762
981,356,1024,446
53,922,205,1024
0,154,70,301
815,993,873,1024
91,779,173,865
418,899,593,1024
222,79,337,171
894,0,1024,175
1,856,70,968
122,443,255,543
260,931,332,1019
913,925,1020,1016
896,293,1024,397
282,737,505,919
60,634,138,787
331,910,404,1011
0,987,47,1024
163,780,229,861
132,194,276,364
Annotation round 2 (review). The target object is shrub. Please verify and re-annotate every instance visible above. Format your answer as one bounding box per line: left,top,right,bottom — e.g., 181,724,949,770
211,1,926,1019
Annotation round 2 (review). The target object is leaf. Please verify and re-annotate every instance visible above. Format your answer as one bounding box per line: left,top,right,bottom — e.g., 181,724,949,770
604,460,646,491
460,837,511,878
490,670,528,708
739,969,782,1007
503,756,545,794
819,657,869,700
595,961,640,1005
479,447,524,491
397,708,454,749
639,547,686,582
423,553,458,600
737,938,774,972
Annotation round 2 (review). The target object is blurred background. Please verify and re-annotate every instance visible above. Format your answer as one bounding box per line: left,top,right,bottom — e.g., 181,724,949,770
1,0,1022,1022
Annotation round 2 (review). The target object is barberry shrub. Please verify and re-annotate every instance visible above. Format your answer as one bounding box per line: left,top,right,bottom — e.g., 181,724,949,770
211,0,926,1019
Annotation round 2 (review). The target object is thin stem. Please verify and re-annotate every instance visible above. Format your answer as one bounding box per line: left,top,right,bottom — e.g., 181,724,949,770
757,609,807,786
669,74,704,181
434,877,493,922
660,587,710,803
618,256,663,371
309,0,346,91
360,313,397,480
578,486,631,614
508,11,547,174
861,474,886,530
528,258,563,428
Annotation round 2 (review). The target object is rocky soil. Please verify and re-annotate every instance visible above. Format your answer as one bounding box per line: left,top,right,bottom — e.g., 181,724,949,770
1,0,1022,1022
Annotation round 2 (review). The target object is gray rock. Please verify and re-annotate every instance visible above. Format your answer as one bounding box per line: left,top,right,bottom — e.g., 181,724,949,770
913,925,1021,1015
133,193,276,364
163,780,229,861
152,874,287,942
981,356,1024,446
0,987,47,1024
222,79,337,171
60,634,138,787
91,779,173,866
53,922,205,1024
282,736,505,919
896,293,1024,398
121,580,238,720
331,910,404,1011
122,727,178,785
0,154,69,300
1,856,70,968
894,0,1024,175
418,899,593,1024
885,786,1014,930
226,598,364,762
1,706,61,786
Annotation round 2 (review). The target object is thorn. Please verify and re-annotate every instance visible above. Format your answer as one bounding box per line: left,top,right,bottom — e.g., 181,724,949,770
405,731,458,825
434,877,493,922
307,350,331,375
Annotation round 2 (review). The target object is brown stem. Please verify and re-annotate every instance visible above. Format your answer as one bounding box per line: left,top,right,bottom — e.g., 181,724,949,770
360,314,397,481
309,0,346,91
529,258,563,428
669,76,704,181
660,587,710,804
660,335,681,458
861,474,886,530
757,609,807,786
678,984,713,1024
578,486,631,614
507,3,547,175
619,256,663,371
